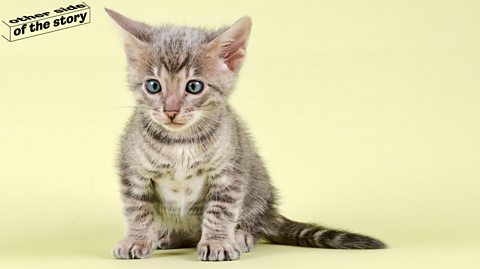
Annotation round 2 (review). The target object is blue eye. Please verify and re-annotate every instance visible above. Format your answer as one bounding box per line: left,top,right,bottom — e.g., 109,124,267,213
145,79,162,94
186,80,204,94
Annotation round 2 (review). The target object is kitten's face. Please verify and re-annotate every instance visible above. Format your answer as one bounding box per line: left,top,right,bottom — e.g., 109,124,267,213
130,36,231,132
106,9,251,132
141,67,209,131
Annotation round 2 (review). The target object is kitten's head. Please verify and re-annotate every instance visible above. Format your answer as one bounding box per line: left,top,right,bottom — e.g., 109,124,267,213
106,9,251,132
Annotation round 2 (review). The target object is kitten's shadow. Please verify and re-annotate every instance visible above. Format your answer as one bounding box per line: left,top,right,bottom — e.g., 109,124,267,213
150,243,278,261
92,243,284,261
151,248,197,260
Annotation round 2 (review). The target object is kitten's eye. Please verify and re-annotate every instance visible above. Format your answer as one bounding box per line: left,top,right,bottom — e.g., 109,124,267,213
145,79,162,94
185,80,204,94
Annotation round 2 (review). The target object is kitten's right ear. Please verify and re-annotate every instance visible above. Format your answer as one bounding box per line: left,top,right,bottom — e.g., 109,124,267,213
105,8,152,63
206,16,252,72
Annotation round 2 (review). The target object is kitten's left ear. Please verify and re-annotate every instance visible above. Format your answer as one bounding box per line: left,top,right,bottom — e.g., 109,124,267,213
207,16,252,72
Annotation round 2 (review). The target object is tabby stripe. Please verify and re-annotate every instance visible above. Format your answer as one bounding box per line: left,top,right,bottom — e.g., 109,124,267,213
160,59,172,74
304,229,318,246
206,209,222,218
205,232,228,241
129,218,155,233
137,138,159,167
122,189,159,203
210,182,243,193
158,163,171,169
319,230,340,248
139,169,165,178
205,207,235,221
124,205,147,213
121,177,149,189
206,216,224,226
133,211,152,222
137,140,172,171
291,226,302,245
172,53,190,73
298,228,315,246
210,192,236,204
202,221,223,233
189,161,201,169
139,131,162,157
208,84,223,95
209,172,224,181
210,204,234,219
313,230,328,247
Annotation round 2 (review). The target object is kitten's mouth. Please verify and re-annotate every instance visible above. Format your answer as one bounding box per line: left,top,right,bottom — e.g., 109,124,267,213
164,121,186,130
164,121,186,129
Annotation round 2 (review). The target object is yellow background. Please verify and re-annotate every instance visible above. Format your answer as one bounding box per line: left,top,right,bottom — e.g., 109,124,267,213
1,0,479,268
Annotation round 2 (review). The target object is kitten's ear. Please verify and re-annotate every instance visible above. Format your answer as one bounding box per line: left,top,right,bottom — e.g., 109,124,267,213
207,16,252,72
105,8,152,63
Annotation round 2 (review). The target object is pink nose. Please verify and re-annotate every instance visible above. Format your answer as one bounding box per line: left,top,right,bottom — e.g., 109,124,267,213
164,110,178,120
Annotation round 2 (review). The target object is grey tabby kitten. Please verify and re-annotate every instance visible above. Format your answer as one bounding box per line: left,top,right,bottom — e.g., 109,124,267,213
106,8,386,262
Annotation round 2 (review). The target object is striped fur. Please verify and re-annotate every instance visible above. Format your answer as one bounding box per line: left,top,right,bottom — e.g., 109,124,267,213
106,9,386,261
265,216,385,249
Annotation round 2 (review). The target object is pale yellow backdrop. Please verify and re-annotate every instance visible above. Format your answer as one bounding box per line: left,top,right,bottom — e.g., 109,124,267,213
0,0,479,268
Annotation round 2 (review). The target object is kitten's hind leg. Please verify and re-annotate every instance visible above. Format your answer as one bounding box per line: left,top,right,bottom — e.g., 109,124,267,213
157,230,198,249
235,229,255,253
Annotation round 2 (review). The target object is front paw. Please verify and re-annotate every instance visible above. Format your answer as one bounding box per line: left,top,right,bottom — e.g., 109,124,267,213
197,239,241,261
112,237,155,259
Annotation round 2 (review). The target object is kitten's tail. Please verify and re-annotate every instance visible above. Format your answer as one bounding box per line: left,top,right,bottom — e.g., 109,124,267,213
263,215,386,249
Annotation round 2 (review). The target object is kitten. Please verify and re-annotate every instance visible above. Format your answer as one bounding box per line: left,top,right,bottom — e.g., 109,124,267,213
105,8,386,261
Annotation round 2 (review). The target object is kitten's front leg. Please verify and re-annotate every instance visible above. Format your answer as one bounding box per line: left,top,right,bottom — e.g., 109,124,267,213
197,175,244,261
113,175,159,259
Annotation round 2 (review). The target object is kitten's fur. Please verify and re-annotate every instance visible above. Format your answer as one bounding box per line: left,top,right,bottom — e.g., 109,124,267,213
106,9,386,261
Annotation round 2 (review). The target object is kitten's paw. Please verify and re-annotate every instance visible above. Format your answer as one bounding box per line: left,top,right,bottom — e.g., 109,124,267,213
197,239,241,261
112,238,154,259
235,229,255,253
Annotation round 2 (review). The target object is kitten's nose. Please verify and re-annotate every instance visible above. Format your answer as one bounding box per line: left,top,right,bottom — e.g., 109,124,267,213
164,110,178,120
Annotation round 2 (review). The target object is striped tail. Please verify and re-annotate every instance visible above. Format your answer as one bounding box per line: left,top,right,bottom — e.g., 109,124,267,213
263,215,386,249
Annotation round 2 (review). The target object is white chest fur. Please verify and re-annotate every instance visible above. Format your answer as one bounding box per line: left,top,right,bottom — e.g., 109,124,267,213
154,165,206,217
137,138,220,220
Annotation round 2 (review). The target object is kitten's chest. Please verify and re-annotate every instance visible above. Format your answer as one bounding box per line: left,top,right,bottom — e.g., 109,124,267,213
153,164,209,216
136,139,222,216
